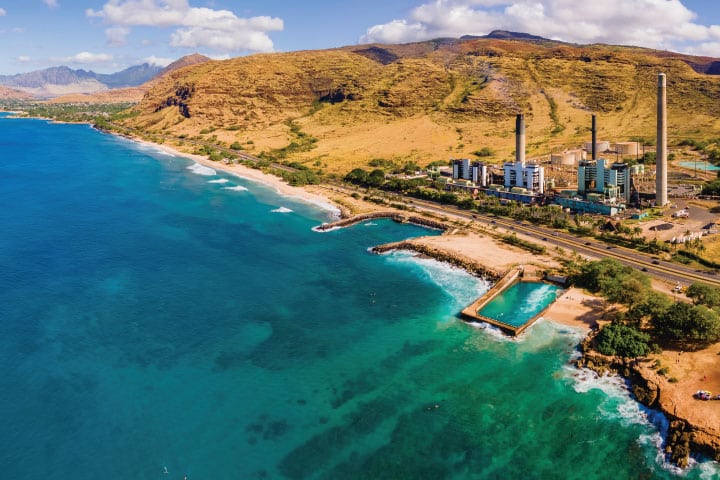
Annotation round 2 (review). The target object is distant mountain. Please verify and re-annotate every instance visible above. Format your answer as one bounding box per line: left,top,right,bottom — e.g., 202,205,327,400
95,63,164,89
0,63,164,98
48,54,211,104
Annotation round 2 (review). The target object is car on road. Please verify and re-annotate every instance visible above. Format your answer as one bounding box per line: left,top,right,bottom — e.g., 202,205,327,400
652,260,660,265
584,242,591,245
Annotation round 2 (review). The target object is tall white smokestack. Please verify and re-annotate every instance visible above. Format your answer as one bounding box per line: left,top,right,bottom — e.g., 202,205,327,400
656,73,667,206
516,113,525,164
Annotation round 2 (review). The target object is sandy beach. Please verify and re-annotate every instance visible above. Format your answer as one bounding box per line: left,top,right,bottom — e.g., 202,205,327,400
543,287,607,330
134,138,342,217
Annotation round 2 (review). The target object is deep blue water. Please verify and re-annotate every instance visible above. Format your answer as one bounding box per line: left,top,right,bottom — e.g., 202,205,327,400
0,115,717,479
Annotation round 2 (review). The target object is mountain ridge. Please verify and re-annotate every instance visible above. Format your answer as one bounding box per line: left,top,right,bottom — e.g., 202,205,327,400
0,63,165,98
87,36,720,173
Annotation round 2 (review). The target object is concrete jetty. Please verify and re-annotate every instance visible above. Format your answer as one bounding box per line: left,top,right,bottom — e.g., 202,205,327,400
315,211,449,232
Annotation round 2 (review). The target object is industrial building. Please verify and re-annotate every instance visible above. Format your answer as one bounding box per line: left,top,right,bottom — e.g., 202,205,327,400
503,160,545,194
577,158,632,203
452,159,490,187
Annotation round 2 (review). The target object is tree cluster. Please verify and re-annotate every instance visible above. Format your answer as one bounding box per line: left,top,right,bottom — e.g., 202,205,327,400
570,259,720,356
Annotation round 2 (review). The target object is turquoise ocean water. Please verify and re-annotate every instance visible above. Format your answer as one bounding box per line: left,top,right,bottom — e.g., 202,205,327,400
479,282,562,328
0,115,717,479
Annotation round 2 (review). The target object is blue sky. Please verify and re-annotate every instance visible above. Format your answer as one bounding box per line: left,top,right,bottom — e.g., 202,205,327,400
1,0,720,74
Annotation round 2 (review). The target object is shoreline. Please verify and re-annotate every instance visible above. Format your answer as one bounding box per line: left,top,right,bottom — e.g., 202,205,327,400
106,129,719,470
131,133,607,335
128,136,343,218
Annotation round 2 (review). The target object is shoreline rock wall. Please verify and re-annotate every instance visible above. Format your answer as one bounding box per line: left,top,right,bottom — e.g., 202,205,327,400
371,240,504,281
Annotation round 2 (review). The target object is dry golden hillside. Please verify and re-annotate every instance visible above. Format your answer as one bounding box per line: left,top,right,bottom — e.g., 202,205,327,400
0,85,33,100
117,35,720,174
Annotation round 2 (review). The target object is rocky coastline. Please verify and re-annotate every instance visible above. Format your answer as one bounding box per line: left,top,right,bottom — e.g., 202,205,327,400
577,337,720,468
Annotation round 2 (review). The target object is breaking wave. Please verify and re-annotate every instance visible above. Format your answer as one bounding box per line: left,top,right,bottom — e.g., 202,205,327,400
187,163,216,176
271,207,293,213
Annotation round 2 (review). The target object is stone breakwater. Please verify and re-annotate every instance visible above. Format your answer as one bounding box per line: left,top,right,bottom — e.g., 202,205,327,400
315,212,449,232
371,240,504,281
577,338,720,468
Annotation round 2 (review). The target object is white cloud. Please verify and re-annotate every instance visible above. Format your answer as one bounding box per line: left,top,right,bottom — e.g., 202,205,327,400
87,0,283,53
143,55,172,66
0,8,6,16
105,26,130,46
360,0,720,56
43,0,59,9
56,51,114,65
16,55,31,63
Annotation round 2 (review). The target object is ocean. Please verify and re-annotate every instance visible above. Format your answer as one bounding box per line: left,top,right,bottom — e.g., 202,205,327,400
0,114,717,479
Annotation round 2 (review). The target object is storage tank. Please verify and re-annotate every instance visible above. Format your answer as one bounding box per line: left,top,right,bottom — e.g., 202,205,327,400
615,142,640,156
550,149,585,166
630,164,645,175
583,141,610,154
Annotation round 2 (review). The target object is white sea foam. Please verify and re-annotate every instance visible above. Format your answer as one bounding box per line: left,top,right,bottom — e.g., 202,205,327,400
187,163,216,176
313,225,341,233
697,461,720,479
208,179,229,184
364,222,377,226
384,250,490,309
223,185,249,192
271,206,293,213
566,366,720,475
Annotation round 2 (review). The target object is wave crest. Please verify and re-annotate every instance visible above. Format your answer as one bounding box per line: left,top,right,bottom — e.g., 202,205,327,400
187,163,216,176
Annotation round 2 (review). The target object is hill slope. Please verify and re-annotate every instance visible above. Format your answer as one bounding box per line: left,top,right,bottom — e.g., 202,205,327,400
116,34,720,174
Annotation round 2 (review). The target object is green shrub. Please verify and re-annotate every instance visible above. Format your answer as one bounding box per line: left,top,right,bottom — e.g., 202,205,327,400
595,323,651,358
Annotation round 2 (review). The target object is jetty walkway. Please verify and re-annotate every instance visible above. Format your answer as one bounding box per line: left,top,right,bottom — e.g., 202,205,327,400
315,211,448,232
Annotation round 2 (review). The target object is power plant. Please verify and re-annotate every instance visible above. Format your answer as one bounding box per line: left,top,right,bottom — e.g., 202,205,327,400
444,73,674,216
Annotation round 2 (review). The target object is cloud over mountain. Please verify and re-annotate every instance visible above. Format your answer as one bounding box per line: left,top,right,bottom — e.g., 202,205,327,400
361,0,720,56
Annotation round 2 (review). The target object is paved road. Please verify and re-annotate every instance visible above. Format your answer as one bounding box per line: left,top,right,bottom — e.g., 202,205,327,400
319,184,720,289
104,123,719,288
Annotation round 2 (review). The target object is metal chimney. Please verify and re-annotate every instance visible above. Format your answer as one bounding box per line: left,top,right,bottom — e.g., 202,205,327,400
656,73,667,206
515,113,525,164
591,114,597,160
